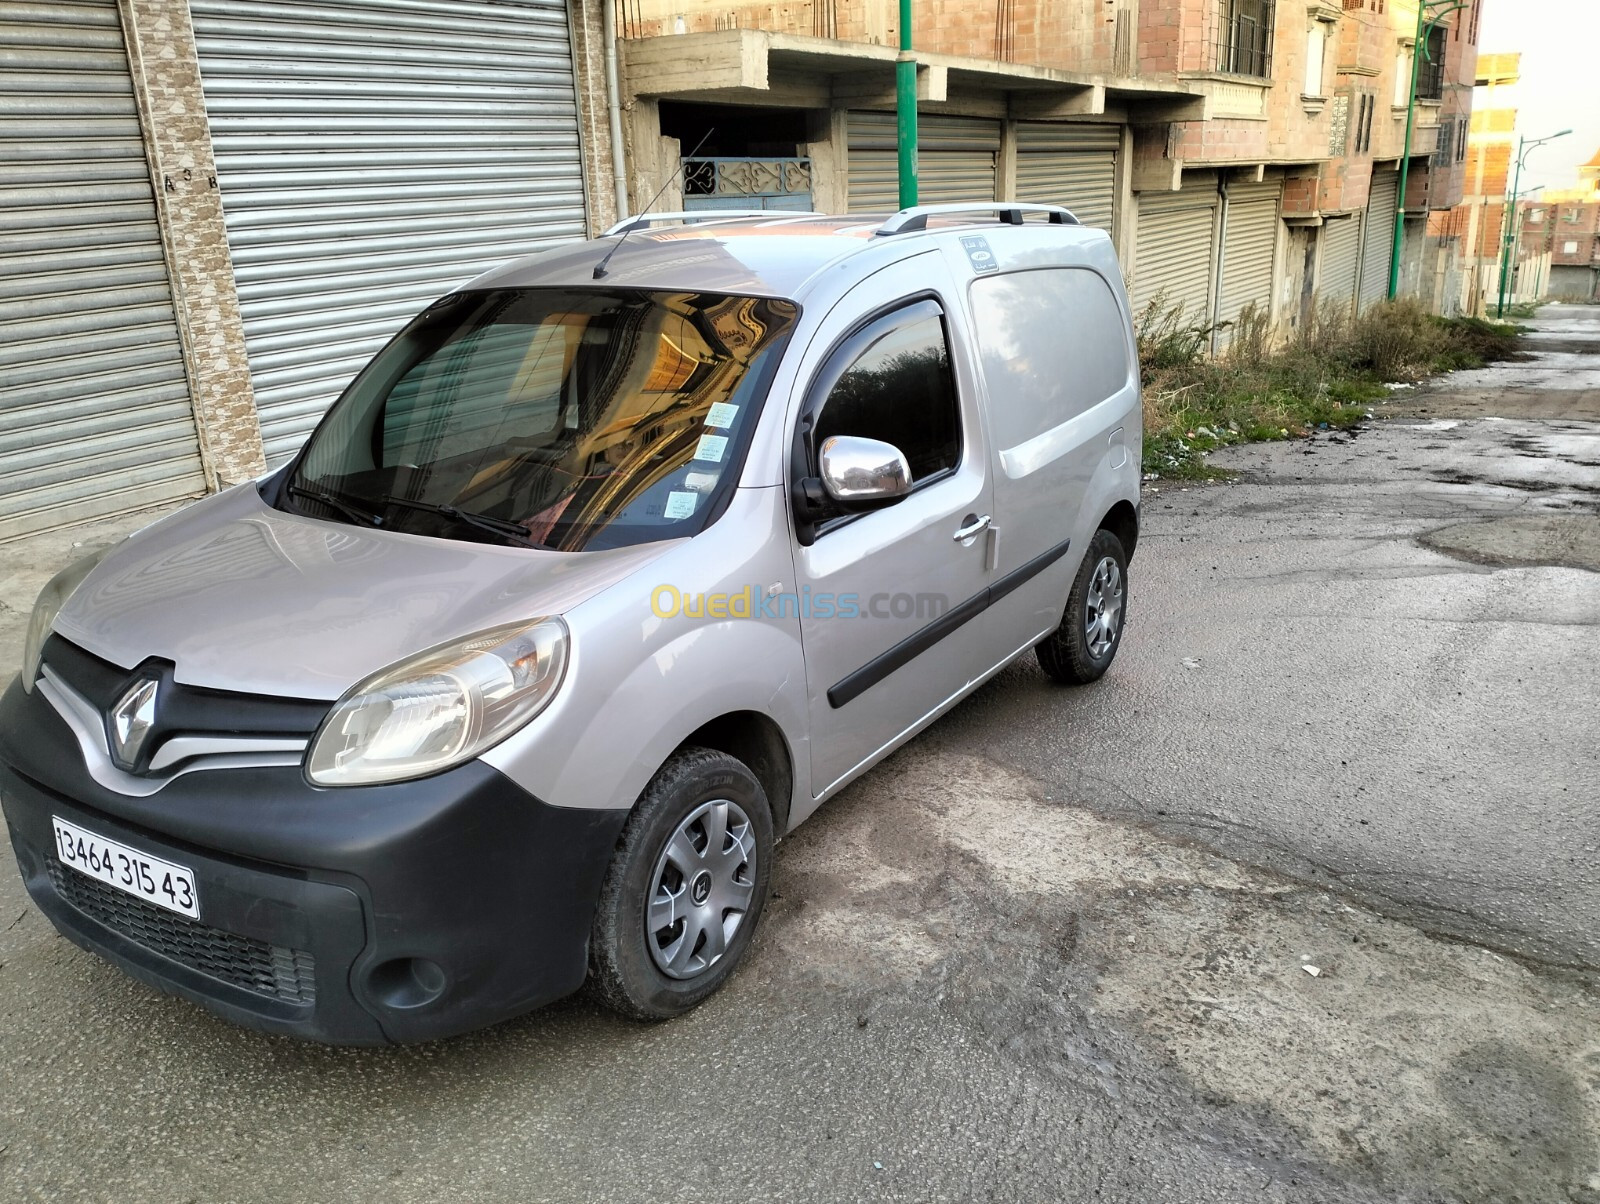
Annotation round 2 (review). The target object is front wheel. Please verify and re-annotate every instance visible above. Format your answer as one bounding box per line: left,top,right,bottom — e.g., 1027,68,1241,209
1036,529,1128,685
587,747,773,1020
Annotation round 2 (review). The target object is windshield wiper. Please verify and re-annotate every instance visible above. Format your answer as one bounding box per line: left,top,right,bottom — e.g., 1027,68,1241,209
377,496,537,547
287,482,383,528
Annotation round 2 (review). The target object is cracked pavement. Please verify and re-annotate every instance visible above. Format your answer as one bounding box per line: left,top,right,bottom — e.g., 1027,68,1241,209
0,307,1597,1203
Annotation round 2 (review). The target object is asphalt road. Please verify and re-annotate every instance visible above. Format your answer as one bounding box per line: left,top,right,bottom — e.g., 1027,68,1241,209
1,307,1596,1204
940,307,1600,973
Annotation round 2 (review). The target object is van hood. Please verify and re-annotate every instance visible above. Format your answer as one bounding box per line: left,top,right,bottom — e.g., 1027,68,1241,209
53,484,678,699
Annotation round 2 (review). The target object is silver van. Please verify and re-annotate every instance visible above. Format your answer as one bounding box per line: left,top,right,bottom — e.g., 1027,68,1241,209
2,205,1141,1043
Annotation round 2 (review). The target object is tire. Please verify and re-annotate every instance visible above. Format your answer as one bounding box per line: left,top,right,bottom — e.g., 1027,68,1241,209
1036,528,1128,686
587,747,773,1020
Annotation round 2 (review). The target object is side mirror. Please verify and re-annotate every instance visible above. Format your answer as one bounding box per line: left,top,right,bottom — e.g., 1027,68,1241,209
817,435,912,508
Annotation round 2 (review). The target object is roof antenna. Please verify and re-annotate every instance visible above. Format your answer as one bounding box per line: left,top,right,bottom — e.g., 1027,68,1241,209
594,127,716,280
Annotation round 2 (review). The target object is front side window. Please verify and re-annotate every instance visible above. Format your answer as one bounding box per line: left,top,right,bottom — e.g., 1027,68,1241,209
811,302,960,484
288,289,798,552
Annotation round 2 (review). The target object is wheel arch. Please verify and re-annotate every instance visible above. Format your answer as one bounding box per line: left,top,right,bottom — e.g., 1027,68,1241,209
674,710,795,837
1099,498,1139,561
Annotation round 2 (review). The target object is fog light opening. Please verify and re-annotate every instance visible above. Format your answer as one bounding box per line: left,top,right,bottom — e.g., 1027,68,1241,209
367,957,448,1010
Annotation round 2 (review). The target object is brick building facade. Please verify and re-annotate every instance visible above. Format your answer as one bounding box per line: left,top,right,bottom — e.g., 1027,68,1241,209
0,0,1483,539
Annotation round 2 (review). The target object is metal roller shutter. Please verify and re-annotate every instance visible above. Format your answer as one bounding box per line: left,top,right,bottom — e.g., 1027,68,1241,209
1320,214,1362,311
0,0,208,541
1132,177,1218,324
191,0,589,464
1014,122,1118,232
847,112,998,213
1359,167,1399,310
1217,179,1281,329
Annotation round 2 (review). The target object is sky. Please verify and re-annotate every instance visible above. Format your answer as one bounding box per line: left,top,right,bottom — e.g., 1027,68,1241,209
1476,0,1600,193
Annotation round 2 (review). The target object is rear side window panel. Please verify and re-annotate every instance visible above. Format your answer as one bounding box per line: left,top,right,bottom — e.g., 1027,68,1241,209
967,268,1132,451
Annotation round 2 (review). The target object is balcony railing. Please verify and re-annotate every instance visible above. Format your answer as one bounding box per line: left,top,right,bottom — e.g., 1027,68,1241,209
1214,0,1275,78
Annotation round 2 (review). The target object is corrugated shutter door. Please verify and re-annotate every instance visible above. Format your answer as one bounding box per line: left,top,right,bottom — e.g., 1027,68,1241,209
847,112,998,213
192,0,588,464
1014,122,1118,232
1218,179,1281,327
1320,214,1362,310
0,0,208,540
1133,179,1218,323
1359,168,1399,310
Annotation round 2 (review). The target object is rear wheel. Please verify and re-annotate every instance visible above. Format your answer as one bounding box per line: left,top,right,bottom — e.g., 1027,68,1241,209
1036,528,1128,685
587,747,773,1020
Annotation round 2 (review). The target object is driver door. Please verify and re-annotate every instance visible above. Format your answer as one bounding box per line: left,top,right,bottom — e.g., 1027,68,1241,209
787,254,995,799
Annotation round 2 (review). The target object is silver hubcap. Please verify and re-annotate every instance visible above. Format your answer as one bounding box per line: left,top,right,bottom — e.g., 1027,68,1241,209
1085,555,1123,659
647,799,757,980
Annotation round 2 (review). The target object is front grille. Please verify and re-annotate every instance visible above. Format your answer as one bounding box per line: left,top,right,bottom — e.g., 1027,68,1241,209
47,861,316,1006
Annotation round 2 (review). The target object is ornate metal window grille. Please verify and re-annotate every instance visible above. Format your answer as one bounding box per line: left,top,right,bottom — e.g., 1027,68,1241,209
682,157,813,200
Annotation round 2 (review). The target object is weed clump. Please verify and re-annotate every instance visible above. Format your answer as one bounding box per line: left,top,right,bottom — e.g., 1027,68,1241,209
1136,295,1522,480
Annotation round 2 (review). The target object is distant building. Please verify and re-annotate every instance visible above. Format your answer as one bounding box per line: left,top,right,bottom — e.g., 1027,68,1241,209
1533,148,1600,302
1442,53,1542,314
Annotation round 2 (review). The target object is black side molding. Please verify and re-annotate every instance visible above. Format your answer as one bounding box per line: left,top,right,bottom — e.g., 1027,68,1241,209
826,537,1073,709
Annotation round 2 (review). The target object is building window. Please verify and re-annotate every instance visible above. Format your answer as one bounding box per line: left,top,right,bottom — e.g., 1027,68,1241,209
1354,94,1375,153
1564,241,1580,255
1456,118,1469,162
1217,0,1274,78
1416,25,1446,99
1529,208,1546,223
1304,20,1327,95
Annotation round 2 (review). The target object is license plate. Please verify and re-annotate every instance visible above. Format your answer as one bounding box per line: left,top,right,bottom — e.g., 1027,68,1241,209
51,816,199,919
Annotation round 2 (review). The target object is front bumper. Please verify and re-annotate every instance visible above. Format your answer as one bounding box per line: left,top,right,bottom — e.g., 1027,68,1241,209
0,678,627,1045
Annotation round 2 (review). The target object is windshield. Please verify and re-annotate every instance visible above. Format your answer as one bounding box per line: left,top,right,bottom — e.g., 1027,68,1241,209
286,288,799,551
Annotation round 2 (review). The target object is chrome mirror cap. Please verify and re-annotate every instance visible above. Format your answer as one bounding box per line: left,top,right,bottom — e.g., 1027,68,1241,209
818,435,913,506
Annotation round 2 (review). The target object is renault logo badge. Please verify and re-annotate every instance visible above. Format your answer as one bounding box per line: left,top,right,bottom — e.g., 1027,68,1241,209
109,678,159,770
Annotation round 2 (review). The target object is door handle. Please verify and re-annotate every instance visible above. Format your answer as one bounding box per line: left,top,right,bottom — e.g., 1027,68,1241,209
952,513,991,542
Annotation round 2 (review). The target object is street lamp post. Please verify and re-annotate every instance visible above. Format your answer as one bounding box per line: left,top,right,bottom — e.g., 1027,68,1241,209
896,0,918,209
1496,131,1571,317
1389,0,1466,301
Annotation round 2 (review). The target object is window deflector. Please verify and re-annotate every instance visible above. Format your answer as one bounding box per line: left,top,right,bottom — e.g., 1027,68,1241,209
789,297,961,544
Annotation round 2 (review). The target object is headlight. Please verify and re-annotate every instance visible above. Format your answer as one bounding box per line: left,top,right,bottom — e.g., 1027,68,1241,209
21,549,109,693
306,618,569,786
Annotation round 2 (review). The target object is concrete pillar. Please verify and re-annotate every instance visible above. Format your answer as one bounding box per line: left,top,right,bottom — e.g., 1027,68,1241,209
118,0,265,486
806,109,850,213
568,0,621,234
1113,124,1137,270
997,120,1018,202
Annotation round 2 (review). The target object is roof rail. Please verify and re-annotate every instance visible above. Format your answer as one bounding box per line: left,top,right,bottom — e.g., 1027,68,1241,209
603,209,823,236
873,203,1080,237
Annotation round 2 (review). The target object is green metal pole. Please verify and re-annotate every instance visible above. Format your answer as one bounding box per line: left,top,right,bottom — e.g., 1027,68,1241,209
1389,2,1426,300
1390,2,1463,300
896,0,917,209
1496,138,1525,318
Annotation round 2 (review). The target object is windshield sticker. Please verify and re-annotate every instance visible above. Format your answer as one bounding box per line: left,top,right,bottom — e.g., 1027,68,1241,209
684,471,719,492
961,234,998,274
693,434,728,463
663,491,698,520
705,402,739,429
